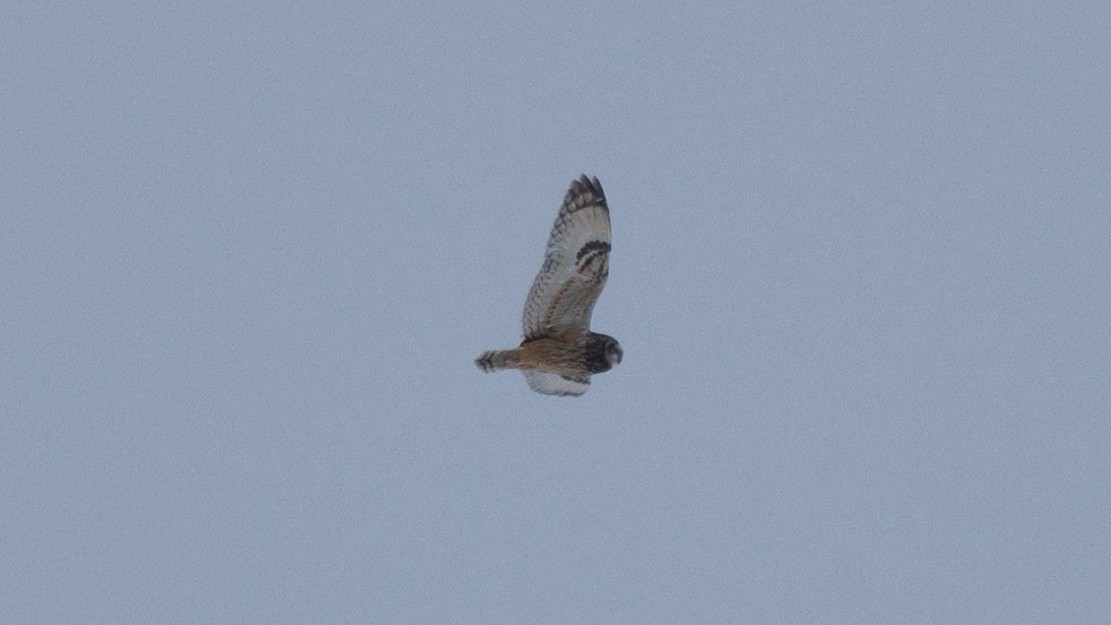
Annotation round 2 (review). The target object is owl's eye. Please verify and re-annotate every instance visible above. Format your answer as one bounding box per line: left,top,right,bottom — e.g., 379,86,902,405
608,343,623,365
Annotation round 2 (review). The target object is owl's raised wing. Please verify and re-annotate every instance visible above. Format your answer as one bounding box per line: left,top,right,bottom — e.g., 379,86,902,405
523,371,591,396
521,175,611,341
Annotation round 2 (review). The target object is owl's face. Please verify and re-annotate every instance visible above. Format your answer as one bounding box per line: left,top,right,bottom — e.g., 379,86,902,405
605,338,623,368
583,333,622,373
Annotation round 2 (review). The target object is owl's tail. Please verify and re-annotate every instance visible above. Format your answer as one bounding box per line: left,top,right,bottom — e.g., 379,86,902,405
475,349,519,372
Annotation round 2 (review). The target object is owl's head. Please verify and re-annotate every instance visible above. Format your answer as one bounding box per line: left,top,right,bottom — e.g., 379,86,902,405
585,332,622,373
605,338,623,367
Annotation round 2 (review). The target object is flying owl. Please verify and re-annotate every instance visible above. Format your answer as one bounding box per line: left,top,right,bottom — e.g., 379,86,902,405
475,175,622,396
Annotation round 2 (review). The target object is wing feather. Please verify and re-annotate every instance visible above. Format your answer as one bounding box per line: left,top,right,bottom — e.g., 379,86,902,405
521,175,611,340
522,371,591,396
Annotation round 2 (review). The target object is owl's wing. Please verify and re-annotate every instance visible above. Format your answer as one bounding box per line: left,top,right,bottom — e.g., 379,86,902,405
523,371,590,396
521,175,611,341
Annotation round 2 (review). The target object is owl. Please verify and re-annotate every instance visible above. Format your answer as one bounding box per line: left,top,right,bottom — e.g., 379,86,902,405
475,175,622,396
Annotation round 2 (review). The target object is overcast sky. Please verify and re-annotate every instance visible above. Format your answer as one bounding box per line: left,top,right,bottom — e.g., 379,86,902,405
3,3,1109,624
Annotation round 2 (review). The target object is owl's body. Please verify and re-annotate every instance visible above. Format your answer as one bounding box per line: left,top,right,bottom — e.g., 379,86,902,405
476,329,621,396
476,175,622,396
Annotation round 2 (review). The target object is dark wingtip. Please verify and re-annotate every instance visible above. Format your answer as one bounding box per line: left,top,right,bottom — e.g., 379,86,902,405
565,174,607,212
577,174,604,199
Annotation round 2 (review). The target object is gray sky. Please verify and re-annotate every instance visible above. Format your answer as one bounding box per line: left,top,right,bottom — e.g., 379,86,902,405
3,3,1109,624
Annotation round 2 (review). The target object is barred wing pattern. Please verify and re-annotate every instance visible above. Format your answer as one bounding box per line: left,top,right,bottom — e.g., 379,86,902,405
521,175,611,341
